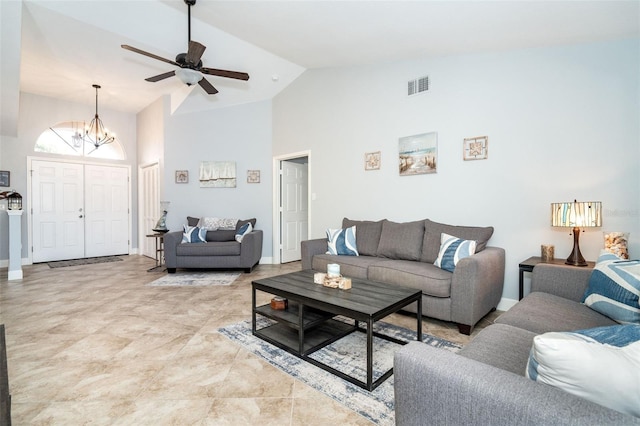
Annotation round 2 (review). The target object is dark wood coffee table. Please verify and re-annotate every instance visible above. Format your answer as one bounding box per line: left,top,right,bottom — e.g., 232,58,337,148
251,269,422,391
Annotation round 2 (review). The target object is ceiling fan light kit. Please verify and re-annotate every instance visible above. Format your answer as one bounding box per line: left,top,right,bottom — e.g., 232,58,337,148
121,0,249,95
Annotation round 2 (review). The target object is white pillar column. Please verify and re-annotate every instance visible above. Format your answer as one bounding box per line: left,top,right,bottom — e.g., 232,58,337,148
7,210,23,280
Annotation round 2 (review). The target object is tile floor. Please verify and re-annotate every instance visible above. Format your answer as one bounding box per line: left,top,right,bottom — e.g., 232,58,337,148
1,255,500,425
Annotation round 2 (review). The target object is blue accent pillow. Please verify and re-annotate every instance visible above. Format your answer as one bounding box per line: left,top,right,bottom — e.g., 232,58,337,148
326,226,359,256
235,222,253,242
182,225,207,243
433,233,477,272
583,251,640,324
526,324,640,416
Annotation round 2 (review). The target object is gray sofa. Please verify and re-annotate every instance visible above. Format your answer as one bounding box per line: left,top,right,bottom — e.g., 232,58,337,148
301,218,505,334
164,217,262,273
394,264,640,425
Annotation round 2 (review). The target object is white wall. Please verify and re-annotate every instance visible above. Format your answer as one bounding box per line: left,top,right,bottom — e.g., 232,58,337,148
162,100,274,259
0,92,138,262
273,39,640,302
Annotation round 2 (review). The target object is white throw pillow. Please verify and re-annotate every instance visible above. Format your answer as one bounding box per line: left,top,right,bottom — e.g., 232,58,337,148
526,324,640,417
235,222,253,242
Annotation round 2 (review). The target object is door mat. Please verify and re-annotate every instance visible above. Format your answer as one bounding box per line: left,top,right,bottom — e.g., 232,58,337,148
218,318,461,425
47,256,124,268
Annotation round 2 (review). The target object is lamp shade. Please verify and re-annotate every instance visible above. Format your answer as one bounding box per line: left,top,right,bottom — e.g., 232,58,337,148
551,201,602,228
175,68,203,86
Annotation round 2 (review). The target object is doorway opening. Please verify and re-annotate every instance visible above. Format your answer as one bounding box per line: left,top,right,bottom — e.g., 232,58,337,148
273,152,310,264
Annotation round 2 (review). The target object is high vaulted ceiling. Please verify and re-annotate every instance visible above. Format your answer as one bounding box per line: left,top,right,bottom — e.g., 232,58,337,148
1,0,638,136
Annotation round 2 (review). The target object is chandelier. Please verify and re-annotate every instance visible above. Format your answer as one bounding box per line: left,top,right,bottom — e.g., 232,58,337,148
84,84,116,149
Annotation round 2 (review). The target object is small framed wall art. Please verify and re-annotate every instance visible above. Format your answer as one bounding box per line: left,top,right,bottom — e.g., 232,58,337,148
175,170,189,183
247,170,260,183
399,132,437,176
365,151,381,170
0,171,9,187
463,136,489,161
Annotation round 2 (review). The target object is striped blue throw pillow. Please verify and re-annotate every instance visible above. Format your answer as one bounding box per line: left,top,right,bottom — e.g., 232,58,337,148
434,233,476,272
526,324,640,416
326,226,359,256
583,251,640,324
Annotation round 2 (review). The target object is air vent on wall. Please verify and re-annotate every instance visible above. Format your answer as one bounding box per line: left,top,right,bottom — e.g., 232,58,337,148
408,75,429,96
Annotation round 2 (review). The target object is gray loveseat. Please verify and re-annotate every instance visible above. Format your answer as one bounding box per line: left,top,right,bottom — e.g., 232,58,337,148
394,264,640,425
164,217,262,273
301,218,505,334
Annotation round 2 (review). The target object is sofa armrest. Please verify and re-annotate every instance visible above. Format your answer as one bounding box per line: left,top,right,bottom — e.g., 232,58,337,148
450,246,505,332
163,231,183,268
394,342,640,426
301,238,327,270
531,263,593,302
240,230,263,267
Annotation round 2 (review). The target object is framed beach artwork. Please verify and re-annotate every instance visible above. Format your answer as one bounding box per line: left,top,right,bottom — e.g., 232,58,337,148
463,136,488,160
175,170,189,183
365,151,381,170
247,170,260,183
399,132,437,176
199,161,237,188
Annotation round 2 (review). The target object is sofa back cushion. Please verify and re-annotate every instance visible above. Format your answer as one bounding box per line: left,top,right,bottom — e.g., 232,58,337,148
421,219,494,263
342,218,384,256
376,220,425,261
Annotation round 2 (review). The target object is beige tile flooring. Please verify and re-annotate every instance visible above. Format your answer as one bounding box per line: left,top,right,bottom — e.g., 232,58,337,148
1,255,500,425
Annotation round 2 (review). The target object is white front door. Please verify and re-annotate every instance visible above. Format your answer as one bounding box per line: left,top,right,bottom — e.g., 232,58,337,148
84,164,129,257
32,160,85,262
280,160,308,263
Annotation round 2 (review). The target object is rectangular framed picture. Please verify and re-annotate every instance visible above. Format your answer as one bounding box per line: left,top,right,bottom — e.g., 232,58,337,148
463,136,489,160
365,151,381,170
247,170,260,183
0,171,9,187
175,170,189,183
199,161,237,188
399,132,437,176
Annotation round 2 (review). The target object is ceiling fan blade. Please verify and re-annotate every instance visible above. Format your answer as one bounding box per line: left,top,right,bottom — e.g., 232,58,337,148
145,71,176,82
198,77,219,95
186,41,206,65
121,44,180,67
201,67,250,81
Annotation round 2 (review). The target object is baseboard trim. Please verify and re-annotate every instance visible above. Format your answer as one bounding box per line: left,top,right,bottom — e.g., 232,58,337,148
497,297,518,311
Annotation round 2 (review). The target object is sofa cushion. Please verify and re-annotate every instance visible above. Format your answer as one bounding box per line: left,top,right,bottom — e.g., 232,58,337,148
376,220,425,261
199,217,238,231
237,218,257,231
459,324,536,376
583,251,640,324
526,324,640,417
182,225,207,243
205,230,237,242
421,219,494,263
495,292,617,334
434,233,477,272
176,241,241,256
342,218,384,256
311,254,379,279
235,222,253,242
326,226,359,256
368,260,453,297
187,216,200,227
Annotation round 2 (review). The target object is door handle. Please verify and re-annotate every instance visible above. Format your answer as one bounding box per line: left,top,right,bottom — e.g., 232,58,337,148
79,215,84,218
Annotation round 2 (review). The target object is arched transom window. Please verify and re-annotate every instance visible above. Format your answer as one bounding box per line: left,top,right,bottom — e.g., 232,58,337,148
35,121,125,160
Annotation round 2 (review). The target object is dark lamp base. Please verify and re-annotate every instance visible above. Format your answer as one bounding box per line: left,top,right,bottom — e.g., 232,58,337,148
565,226,588,267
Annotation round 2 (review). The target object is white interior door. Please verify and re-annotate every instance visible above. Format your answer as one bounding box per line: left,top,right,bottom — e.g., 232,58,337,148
84,164,129,257
280,160,308,263
139,163,160,259
32,160,85,262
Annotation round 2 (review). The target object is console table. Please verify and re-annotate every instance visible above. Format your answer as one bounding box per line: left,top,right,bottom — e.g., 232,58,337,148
518,256,595,300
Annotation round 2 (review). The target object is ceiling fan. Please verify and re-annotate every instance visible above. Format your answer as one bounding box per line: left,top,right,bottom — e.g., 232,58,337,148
121,0,249,95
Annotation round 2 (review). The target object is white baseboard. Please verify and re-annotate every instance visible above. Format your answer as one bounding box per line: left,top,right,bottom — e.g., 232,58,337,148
497,297,518,312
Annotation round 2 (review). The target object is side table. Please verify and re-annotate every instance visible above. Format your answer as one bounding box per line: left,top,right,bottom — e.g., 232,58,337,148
518,256,595,300
146,233,166,272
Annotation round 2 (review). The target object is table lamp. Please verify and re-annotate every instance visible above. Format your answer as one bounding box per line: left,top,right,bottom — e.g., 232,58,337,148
551,200,602,266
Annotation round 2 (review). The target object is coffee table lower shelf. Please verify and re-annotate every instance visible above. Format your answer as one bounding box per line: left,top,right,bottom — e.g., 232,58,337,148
254,319,355,356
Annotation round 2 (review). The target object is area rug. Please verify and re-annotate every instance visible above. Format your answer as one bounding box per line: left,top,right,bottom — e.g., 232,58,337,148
146,272,241,287
218,318,461,425
47,256,123,268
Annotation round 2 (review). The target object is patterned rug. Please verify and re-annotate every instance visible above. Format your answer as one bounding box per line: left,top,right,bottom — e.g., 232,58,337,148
146,272,241,287
218,317,461,425
47,256,123,268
